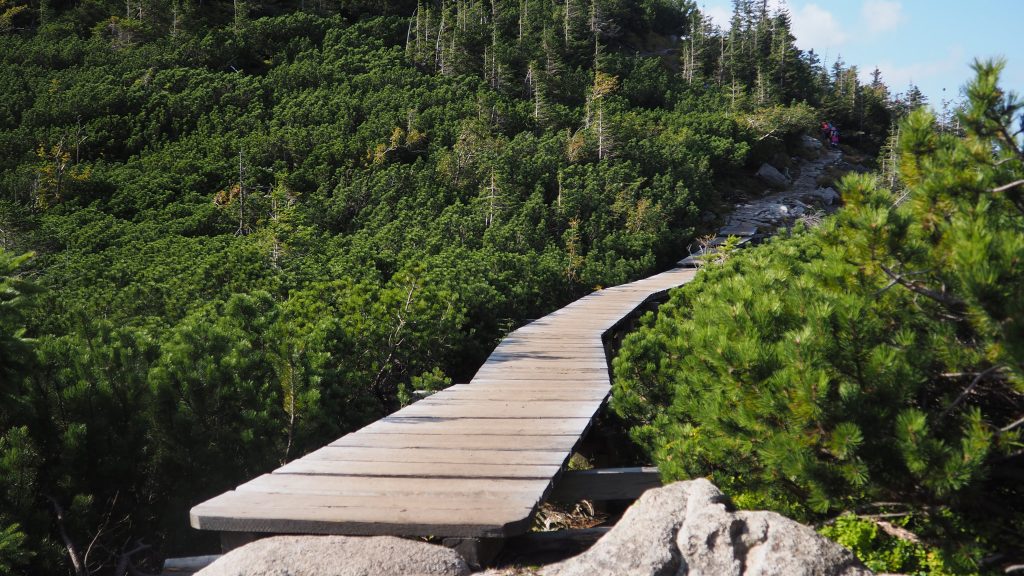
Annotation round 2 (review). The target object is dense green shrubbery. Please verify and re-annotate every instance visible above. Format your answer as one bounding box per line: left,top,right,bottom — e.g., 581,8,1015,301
613,61,1024,573
0,0,909,571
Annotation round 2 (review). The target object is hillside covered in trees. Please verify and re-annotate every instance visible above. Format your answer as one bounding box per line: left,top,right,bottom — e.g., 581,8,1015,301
613,61,1024,574
0,0,966,573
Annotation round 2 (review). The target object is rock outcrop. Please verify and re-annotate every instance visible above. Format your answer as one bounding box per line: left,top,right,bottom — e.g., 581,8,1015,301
756,163,791,190
537,479,872,576
196,535,471,576
800,134,825,155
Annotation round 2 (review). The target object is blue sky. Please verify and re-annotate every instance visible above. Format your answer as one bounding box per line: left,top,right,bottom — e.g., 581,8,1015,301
696,0,1024,110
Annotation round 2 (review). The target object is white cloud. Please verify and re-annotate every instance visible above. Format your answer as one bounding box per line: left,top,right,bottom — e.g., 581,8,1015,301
862,0,906,34
862,45,965,99
701,4,732,31
790,4,849,52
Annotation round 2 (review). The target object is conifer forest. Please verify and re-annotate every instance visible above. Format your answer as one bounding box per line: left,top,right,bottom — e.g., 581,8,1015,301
0,0,1021,573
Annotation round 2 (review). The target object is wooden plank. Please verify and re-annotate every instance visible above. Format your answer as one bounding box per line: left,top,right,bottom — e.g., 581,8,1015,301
470,374,609,383
486,352,607,360
474,364,609,372
303,446,568,466
360,417,594,436
423,385,606,399
470,372,610,382
469,378,609,386
395,401,603,419
475,361,608,371
411,393,606,403
197,491,536,513
498,334,600,341
549,467,662,502
329,433,580,452
522,321,622,331
275,459,561,479
236,473,548,496
503,325,606,334
237,473,549,498
487,350,606,359
427,386,608,401
191,492,533,537
413,393,606,403
204,490,538,512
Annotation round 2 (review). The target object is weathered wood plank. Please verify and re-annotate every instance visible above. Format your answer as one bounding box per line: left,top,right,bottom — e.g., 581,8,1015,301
549,467,662,502
426,386,609,401
191,492,533,537
237,474,549,498
475,362,608,372
466,378,609,386
303,446,568,466
222,490,538,510
275,459,561,479
395,401,603,419
361,417,594,436
485,352,608,361
329,433,580,452
475,362,610,373
469,374,609,383
425,385,606,399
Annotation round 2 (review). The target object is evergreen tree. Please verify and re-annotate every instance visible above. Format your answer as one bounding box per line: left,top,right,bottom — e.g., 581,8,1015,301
614,60,1024,572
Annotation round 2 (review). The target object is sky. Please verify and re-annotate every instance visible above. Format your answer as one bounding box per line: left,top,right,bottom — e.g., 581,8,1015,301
696,0,1024,110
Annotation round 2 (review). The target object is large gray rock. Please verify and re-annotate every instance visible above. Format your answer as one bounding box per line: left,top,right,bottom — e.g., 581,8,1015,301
540,479,871,576
801,134,825,154
816,187,839,205
756,163,791,190
197,535,471,576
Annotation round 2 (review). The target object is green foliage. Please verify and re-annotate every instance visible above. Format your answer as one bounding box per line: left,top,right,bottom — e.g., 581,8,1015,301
0,0,916,569
819,514,974,576
0,0,846,569
0,250,38,386
614,60,1024,568
0,523,30,575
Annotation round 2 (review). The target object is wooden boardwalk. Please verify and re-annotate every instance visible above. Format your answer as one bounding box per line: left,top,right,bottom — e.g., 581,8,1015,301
190,265,698,543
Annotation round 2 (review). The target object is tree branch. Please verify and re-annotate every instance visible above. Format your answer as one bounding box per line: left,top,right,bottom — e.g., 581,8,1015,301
83,491,119,572
114,540,151,576
992,179,1024,193
941,365,1004,419
1001,414,1024,433
878,264,967,311
48,496,85,576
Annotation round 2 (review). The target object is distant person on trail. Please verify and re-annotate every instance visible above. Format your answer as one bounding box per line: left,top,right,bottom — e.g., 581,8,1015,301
830,127,839,149
820,121,831,144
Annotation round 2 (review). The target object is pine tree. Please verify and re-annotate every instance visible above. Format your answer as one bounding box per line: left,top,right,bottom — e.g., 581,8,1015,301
613,60,1024,563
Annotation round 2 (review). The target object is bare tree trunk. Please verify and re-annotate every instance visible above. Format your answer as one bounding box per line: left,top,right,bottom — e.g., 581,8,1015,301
406,6,416,58
486,171,497,226
564,0,571,44
48,497,85,576
236,148,248,236
435,0,446,72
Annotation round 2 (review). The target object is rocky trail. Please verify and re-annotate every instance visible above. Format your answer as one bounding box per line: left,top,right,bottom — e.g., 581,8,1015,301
681,143,844,266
